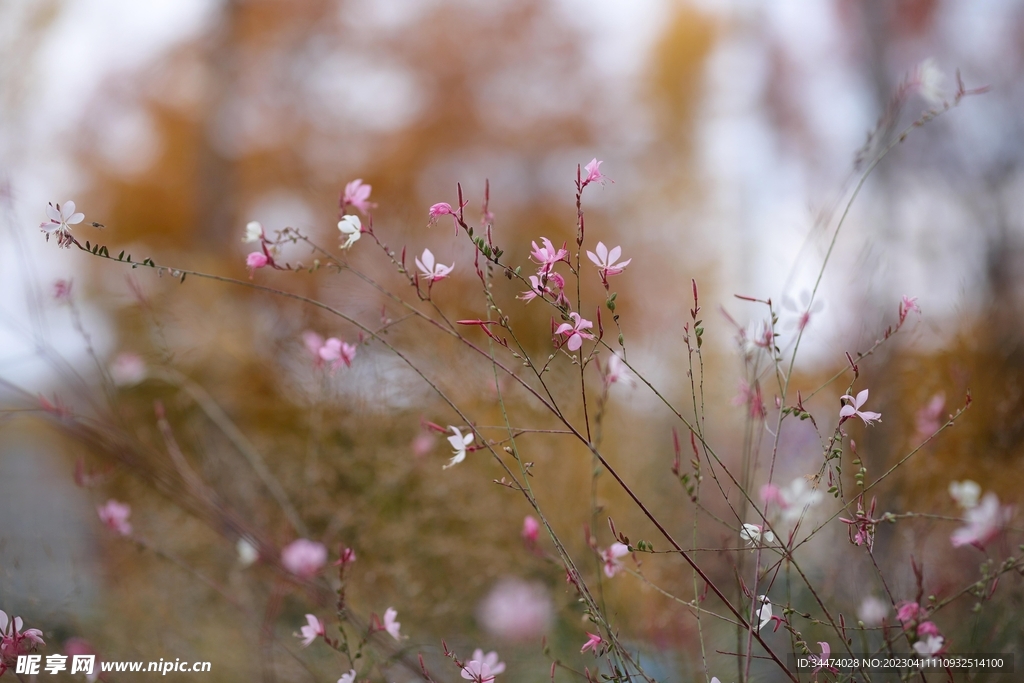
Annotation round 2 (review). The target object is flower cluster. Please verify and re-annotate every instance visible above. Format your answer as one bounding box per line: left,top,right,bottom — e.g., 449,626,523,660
303,331,357,372
0,610,45,677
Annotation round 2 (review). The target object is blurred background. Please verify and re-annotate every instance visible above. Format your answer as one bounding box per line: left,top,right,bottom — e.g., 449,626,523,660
2,0,1023,681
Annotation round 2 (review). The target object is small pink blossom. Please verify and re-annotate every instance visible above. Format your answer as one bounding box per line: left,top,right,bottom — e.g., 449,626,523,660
342,179,375,215
580,632,602,655
760,483,785,508
53,279,73,302
40,200,84,248
555,312,594,352
411,431,436,457
382,607,401,640
297,614,324,647
732,379,766,420
810,642,836,676
461,650,505,682
281,539,328,578
840,389,882,425
522,516,540,545
899,295,921,324
0,610,45,669
334,546,357,567
97,499,132,535
529,238,568,275
950,492,1012,549
246,252,269,272
319,337,357,371
915,393,945,437
586,242,631,280
601,353,632,387
303,331,326,361
600,542,630,578
415,248,454,282
476,578,552,641
109,353,146,387
896,601,920,625
428,202,460,234
518,275,553,302
581,158,610,187
917,621,941,637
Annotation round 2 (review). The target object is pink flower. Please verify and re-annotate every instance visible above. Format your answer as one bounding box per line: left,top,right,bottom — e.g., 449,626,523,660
840,389,881,425
582,158,610,187
297,614,324,647
580,632,602,655
461,650,505,682
342,179,375,215
476,578,552,641
303,331,326,361
915,393,945,437
0,610,45,668
246,252,269,271
334,546,357,567
529,238,568,275
428,202,460,234
586,242,631,279
601,353,632,387
53,279,73,302
281,539,328,578
109,353,146,387
782,290,824,332
415,248,454,282
951,492,1012,549
411,431,436,457
917,621,941,637
319,337,357,371
522,516,540,545
97,499,132,536
732,379,766,420
899,295,921,323
810,642,836,676
556,312,594,352
518,275,553,303
760,483,785,508
600,542,630,578
382,607,401,640
896,601,920,625
40,200,84,248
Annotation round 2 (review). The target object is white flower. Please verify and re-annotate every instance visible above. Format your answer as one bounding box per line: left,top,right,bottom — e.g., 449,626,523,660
779,477,824,524
40,200,85,248
415,248,454,281
857,596,888,626
948,480,981,510
917,58,945,106
383,607,401,640
950,492,1012,549
237,538,259,567
740,523,774,547
109,353,146,387
755,595,772,632
913,635,944,656
338,670,357,683
338,215,362,250
243,221,264,243
443,426,474,469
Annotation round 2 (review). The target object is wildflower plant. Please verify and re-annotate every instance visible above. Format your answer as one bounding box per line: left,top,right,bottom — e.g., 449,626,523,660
8,62,1023,683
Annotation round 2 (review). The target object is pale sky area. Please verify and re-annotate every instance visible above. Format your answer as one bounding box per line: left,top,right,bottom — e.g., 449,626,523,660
1,0,1019,387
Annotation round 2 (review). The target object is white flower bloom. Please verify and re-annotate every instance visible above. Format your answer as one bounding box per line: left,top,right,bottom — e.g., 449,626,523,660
443,426,474,469
243,221,264,243
857,596,888,626
415,248,454,281
40,200,85,248
913,635,944,656
338,215,362,250
948,480,981,510
755,595,772,632
338,670,356,683
740,523,774,547
779,477,824,523
237,538,259,567
917,58,945,106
